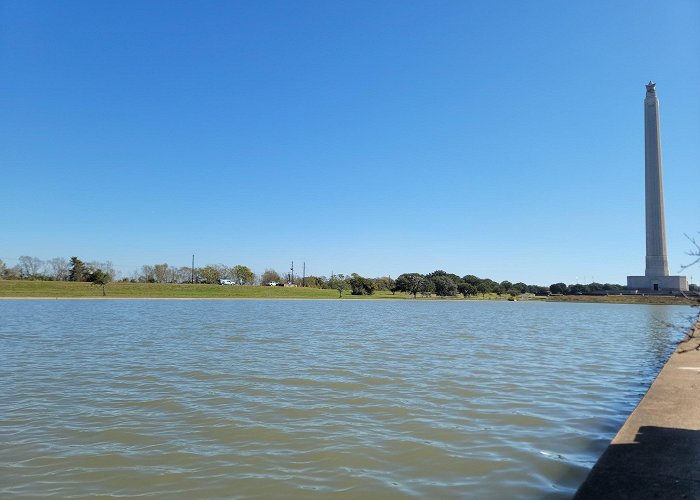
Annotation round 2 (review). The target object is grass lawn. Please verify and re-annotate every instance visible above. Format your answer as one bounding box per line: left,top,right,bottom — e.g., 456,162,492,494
0,280,339,299
0,280,697,305
0,281,493,300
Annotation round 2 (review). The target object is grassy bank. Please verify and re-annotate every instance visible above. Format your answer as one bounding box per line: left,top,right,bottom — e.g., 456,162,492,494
0,280,339,299
0,280,697,305
0,280,416,300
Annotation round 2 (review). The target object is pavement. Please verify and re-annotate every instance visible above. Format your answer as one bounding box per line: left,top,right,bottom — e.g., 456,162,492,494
574,313,700,499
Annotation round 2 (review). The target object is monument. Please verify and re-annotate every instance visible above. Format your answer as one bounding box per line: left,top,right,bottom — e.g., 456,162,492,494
627,82,688,292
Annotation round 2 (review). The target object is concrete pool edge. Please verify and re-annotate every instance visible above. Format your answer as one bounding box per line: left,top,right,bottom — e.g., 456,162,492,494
574,312,700,499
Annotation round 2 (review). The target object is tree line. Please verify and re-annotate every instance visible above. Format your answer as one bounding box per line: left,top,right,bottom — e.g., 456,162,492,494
0,256,115,283
3,256,696,295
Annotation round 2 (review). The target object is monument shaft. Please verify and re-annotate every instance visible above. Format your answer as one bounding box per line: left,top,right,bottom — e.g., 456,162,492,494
644,83,669,276
627,82,687,292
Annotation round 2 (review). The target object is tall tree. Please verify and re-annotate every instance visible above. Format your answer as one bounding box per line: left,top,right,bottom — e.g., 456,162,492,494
48,257,70,281
231,265,255,285
18,256,43,278
140,265,156,282
153,263,170,283
69,257,88,282
177,266,193,283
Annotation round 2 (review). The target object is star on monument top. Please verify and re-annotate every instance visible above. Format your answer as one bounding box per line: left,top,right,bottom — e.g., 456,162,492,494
646,81,656,93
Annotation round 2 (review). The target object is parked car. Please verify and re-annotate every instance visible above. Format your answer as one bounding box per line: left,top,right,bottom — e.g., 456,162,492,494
219,279,235,285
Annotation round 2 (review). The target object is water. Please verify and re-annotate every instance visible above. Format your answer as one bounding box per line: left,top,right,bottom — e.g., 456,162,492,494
0,300,695,498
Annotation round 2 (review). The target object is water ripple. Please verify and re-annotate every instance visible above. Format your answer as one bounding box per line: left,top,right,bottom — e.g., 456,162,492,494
0,299,693,498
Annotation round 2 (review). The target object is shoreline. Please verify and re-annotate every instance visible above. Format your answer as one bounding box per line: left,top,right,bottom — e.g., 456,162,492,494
0,295,697,305
1,280,697,305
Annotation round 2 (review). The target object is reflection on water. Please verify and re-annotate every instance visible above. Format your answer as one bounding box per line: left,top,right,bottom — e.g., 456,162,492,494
644,305,689,368
0,300,694,498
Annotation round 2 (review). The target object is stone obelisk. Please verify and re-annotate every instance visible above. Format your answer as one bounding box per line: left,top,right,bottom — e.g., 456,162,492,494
643,81,669,277
627,82,688,292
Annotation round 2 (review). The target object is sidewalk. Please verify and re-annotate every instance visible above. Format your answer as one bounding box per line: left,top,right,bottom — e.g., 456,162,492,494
575,314,700,499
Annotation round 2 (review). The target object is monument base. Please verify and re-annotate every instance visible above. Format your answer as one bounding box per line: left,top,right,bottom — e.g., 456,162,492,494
627,275,688,292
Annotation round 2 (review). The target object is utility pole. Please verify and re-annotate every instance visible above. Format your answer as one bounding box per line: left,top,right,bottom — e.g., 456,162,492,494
290,261,294,284
191,254,195,283
302,262,306,287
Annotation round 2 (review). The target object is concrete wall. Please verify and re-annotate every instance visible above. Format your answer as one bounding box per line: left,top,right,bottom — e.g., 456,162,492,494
627,275,688,292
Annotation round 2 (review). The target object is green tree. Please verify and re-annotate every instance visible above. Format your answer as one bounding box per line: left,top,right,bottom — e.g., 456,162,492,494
482,279,501,294
372,276,396,294
329,273,349,297
549,282,567,294
395,273,431,298
231,265,255,285
420,278,436,297
431,275,458,296
458,282,478,297
304,275,328,288
69,257,88,282
89,269,112,296
427,270,462,286
348,273,375,295
199,265,223,284
462,274,481,286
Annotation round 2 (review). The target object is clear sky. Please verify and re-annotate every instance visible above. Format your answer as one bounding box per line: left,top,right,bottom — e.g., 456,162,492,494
1,0,699,285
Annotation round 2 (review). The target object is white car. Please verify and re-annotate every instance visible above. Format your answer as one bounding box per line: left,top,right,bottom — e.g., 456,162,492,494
219,279,235,285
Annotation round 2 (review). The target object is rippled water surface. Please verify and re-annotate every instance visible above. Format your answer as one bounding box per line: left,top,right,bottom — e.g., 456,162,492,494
1,300,694,498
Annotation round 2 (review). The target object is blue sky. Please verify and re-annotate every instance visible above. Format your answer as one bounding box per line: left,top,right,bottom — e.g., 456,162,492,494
1,0,699,285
